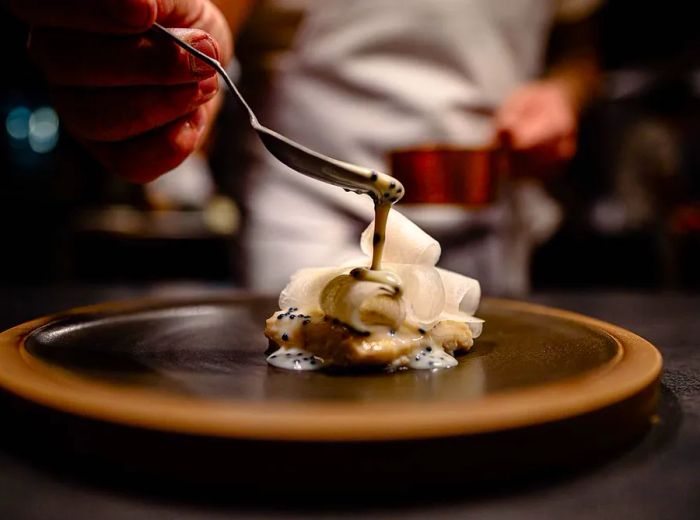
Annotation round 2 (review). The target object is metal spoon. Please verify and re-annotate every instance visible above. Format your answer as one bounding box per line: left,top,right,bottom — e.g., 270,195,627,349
151,23,403,203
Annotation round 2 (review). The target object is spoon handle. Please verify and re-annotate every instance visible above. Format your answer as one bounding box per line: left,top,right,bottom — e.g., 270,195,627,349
151,23,259,125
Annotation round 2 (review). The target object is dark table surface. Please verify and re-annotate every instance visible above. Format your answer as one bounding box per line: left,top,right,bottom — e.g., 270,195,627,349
0,284,698,520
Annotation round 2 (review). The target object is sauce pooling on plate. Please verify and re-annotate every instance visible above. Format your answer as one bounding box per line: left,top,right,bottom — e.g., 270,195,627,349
266,346,324,371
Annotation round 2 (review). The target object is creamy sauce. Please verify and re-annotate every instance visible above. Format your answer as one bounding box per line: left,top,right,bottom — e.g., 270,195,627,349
266,346,324,371
348,172,404,293
369,200,392,270
406,345,458,370
349,266,401,296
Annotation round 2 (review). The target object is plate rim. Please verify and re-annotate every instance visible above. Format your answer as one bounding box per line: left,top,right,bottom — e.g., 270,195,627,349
0,294,662,441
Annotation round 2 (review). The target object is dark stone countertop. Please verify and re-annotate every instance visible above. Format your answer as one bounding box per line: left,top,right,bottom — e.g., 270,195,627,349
0,285,698,520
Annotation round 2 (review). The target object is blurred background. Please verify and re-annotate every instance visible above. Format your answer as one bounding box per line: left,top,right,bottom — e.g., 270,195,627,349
1,0,698,293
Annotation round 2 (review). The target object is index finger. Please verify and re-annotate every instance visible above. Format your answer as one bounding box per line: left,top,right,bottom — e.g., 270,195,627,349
494,96,534,134
9,0,156,33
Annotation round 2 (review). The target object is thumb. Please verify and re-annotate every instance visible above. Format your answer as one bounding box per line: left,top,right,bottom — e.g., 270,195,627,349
154,0,233,65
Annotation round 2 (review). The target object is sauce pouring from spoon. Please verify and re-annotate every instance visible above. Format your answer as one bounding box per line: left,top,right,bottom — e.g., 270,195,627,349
152,23,403,286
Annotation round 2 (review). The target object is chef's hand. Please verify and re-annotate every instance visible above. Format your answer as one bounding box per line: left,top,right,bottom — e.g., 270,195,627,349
9,0,232,182
495,79,578,176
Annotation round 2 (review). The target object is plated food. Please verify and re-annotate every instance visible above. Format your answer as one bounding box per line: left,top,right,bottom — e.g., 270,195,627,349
264,209,483,370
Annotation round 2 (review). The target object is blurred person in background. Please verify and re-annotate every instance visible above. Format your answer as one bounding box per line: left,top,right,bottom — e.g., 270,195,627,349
9,0,601,294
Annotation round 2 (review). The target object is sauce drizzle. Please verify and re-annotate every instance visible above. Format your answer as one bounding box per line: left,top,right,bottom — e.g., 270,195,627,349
348,171,404,293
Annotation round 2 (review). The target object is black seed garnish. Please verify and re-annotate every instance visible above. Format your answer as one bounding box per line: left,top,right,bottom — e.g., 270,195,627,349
389,329,396,336
310,360,316,365
373,233,381,245
383,192,390,198
370,172,378,181
390,197,398,203
303,320,311,325
296,352,302,356
286,353,291,357
429,361,434,366
270,355,277,359
418,328,426,334
426,346,432,352
397,187,403,193
277,315,284,320
389,182,396,189
282,333,289,341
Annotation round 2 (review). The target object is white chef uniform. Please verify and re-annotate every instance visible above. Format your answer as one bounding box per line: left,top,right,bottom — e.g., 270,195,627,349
242,0,599,294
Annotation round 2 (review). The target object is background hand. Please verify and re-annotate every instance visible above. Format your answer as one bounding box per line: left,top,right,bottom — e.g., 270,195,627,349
495,79,579,176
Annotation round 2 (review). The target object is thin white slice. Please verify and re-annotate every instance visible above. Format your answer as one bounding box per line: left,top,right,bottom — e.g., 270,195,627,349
436,312,484,338
385,263,445,326
361,210,441,266
437,267,481,315
279,266,348,312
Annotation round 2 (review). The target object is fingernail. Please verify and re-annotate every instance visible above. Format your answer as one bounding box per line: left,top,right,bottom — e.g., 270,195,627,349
109,0,154,29
199,76,219,97
189,36,219,76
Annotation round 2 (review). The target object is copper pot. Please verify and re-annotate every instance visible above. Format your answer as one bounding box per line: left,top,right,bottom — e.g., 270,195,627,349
389,146,507,207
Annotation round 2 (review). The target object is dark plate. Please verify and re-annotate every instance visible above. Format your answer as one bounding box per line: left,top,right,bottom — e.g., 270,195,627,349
24,298,617,402
0,295,660,442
